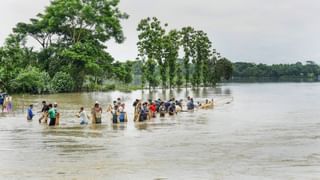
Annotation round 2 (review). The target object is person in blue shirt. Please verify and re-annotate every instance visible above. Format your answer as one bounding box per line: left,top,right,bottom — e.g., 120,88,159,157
27,104,35,121
0,94,3,112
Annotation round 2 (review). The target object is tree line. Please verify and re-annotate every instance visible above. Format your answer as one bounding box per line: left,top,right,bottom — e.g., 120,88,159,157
136,17,233,89
232,61,320,81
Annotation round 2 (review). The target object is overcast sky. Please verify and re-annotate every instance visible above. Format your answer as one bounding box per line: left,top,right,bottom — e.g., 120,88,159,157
1,0,320,64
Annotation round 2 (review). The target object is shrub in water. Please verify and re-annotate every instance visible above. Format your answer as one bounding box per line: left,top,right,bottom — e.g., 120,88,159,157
51,72,75,93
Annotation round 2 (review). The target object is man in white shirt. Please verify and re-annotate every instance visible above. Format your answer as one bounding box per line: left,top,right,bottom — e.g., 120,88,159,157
77,107,89,125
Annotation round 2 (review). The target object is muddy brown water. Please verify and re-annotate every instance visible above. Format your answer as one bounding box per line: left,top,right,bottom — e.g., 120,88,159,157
0,83,319,179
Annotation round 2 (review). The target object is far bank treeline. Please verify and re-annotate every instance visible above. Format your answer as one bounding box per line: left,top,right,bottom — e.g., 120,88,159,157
232,61,320,81
0,0,233,94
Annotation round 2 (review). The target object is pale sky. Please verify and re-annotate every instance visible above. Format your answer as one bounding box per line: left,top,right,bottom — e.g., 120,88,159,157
1,0,320,64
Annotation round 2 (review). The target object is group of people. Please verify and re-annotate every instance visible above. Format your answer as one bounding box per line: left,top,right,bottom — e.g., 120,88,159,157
132,99,177,122
0,93,13,113
25,96,213,126
132,96,213,122
27,101,60,126
28,101,89,126
26,98,128,126
106,98,128,124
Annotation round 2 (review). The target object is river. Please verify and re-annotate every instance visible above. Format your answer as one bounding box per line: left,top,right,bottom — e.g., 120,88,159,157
0,83,319,179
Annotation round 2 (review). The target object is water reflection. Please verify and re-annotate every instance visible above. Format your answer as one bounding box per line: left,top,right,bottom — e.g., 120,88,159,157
135,122,149,130
111,123,127,131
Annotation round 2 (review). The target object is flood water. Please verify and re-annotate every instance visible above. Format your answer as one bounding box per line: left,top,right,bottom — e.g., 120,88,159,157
0,83,320,179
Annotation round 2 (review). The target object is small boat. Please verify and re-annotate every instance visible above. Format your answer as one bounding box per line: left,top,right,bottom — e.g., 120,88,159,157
199,101,214,109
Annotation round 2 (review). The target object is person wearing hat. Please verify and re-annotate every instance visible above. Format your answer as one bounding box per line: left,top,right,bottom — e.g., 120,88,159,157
91,101,102,124
27,104,35,121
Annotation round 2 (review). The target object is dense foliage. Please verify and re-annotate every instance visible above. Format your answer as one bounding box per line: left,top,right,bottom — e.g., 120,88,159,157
137,17,233,89
0,0,130,93
51,72,75,93
232,61,320,80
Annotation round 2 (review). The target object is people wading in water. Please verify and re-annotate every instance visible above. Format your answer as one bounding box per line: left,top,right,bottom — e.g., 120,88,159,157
54,103,60,125
91,101,102,124
39,101,49,123
48,104,56,126
77,107,89,125
27,104,35,121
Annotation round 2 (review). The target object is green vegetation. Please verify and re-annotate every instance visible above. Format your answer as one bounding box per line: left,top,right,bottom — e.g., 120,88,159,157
0,0,131,93
0,1,233,94
137,17,233,89
232,61,320,81
3,0,317,94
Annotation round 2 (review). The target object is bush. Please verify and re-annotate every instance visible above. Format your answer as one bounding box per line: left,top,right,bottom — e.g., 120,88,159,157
51,72,75,92
40,72,52,93
10,67,47,94
102,84,116,91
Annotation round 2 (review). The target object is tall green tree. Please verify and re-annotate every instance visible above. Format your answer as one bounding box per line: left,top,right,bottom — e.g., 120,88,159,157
143,59,159,89
163,30,181,89
176,62,184,88
190,30,212,87
180,27,196,88
215,58,233,81
14,0,128,47
0,34,36,92
60,40,114,89
13,0,128,90
137,17,168,88
113,61,133,84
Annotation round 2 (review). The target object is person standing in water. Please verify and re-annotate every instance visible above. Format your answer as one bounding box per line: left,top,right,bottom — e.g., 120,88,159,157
39,101,49,123
2,96,9,113
77,107,89,125
111,105,119,124
91,102,102,124
0,94,4,112
118,103,127,123
139,102,149,121
27,104,35,121
54,103,60,125
159,102,166,117
149,102,156,118
48,104,56,126
7,96,12,112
